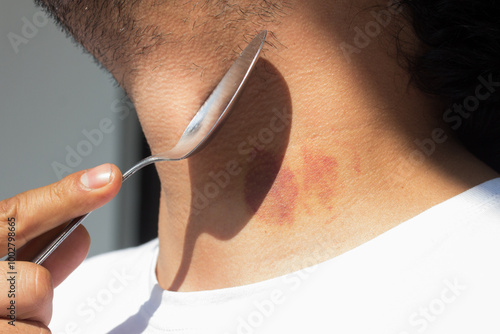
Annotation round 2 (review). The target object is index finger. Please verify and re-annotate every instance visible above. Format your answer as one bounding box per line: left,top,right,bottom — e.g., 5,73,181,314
0,164,121,257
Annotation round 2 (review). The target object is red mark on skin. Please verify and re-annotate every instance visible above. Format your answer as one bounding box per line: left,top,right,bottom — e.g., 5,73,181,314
353,154,362,175
324,213,341,225
262,166,298,224
303,148,339,212
329,132,363,175
244,151,298,225
339,141,362,175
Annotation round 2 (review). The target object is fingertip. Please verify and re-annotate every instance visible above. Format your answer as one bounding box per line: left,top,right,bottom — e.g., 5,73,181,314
101,163,123,201
109,163,123,188
76,163,122,207
80,163,122,191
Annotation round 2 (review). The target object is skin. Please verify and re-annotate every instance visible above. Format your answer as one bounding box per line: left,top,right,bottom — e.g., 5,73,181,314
2,0,499,329
0,165,122,332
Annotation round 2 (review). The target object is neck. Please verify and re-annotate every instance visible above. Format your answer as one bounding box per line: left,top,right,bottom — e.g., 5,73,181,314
120,2,498,291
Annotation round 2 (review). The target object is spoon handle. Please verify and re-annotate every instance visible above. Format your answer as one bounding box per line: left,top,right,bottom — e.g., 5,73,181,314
32,156,160,265
32,214,89,265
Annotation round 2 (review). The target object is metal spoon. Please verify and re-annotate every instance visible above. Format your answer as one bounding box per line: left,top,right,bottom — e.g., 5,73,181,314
32,30,267,265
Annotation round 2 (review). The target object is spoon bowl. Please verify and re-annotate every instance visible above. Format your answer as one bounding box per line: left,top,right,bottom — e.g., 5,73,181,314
32,30,267,265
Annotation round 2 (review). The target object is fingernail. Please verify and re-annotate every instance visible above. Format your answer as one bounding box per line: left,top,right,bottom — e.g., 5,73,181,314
80,164,112,189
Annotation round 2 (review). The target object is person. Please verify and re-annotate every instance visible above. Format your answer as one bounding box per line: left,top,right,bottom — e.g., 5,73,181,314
1,0,499,332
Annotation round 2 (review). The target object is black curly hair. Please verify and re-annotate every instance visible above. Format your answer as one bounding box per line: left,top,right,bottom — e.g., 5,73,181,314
397,0,500,172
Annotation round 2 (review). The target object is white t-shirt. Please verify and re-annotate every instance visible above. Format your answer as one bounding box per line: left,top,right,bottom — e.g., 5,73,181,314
50,178,500,334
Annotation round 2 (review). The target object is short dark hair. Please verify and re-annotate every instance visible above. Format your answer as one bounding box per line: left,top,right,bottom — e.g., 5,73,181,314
34,0,170,75
34,0,290,80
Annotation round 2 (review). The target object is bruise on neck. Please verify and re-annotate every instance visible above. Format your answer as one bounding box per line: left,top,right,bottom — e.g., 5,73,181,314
243,146,344,226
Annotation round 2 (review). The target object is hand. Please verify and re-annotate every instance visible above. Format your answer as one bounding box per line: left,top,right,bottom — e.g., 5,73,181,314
0,164,121,332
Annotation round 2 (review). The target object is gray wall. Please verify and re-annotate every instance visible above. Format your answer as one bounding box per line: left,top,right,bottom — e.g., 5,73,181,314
0,1,142,257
